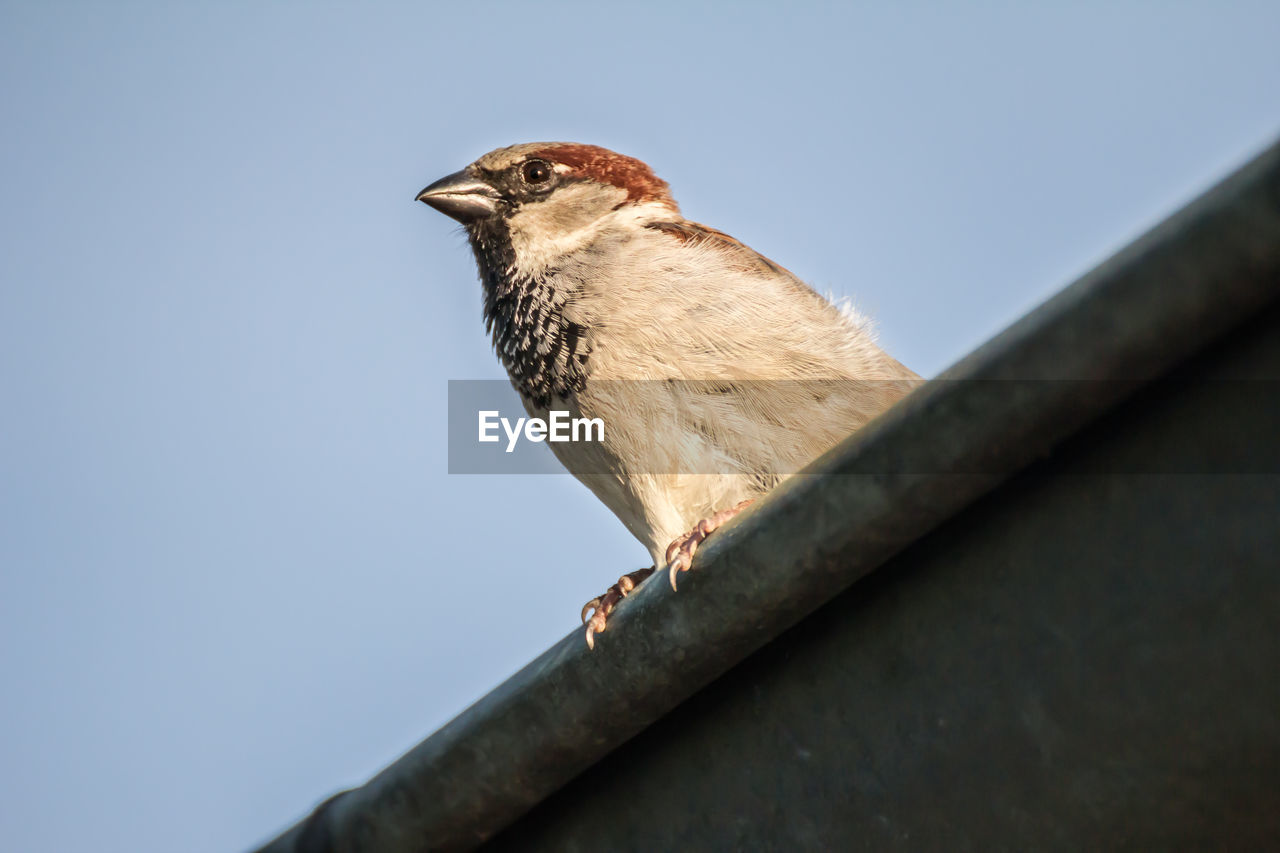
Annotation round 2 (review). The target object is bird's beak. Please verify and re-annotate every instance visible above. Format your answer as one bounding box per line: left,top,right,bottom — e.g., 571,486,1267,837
415,169,501,223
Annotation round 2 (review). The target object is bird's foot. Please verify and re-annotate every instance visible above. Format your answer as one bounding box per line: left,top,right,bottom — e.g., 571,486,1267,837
581,567,655,650
666,499,754,590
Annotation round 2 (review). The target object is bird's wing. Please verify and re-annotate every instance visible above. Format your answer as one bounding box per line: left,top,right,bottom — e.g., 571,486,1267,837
644,220,795,279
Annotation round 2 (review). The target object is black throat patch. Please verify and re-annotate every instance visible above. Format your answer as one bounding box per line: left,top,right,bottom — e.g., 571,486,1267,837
467,218,591,408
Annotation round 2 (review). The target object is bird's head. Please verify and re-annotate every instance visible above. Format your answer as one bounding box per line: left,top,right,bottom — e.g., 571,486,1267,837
417,143,679,277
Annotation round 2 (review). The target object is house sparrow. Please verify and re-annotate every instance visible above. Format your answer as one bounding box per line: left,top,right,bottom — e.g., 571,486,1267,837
417,143,920,647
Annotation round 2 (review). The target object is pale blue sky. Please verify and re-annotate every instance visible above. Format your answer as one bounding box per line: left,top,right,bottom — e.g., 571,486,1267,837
1,3,1277,851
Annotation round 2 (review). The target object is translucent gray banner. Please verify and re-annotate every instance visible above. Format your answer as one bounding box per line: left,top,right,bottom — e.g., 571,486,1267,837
446,379,1280,475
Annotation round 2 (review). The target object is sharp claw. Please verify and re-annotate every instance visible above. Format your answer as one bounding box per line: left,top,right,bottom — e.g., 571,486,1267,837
581,598,601,625
585,610,607,650
668,547,696,589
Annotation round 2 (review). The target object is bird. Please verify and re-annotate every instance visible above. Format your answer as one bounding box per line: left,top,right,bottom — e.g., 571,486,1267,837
417,143,920,647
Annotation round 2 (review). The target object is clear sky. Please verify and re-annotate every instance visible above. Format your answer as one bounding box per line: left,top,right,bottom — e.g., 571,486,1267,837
1,2,1277,851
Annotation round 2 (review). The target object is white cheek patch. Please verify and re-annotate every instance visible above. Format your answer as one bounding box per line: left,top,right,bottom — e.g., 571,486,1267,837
506,183,629,274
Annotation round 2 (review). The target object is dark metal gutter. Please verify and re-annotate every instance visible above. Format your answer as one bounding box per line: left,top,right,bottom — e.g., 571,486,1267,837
253,136,1280,853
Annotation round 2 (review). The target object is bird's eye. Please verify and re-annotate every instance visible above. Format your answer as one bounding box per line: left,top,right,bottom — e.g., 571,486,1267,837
521,159,553,185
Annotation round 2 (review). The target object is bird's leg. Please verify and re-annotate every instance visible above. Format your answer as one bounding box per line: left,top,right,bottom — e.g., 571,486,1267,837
666,499,755,590
581,567,655,649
